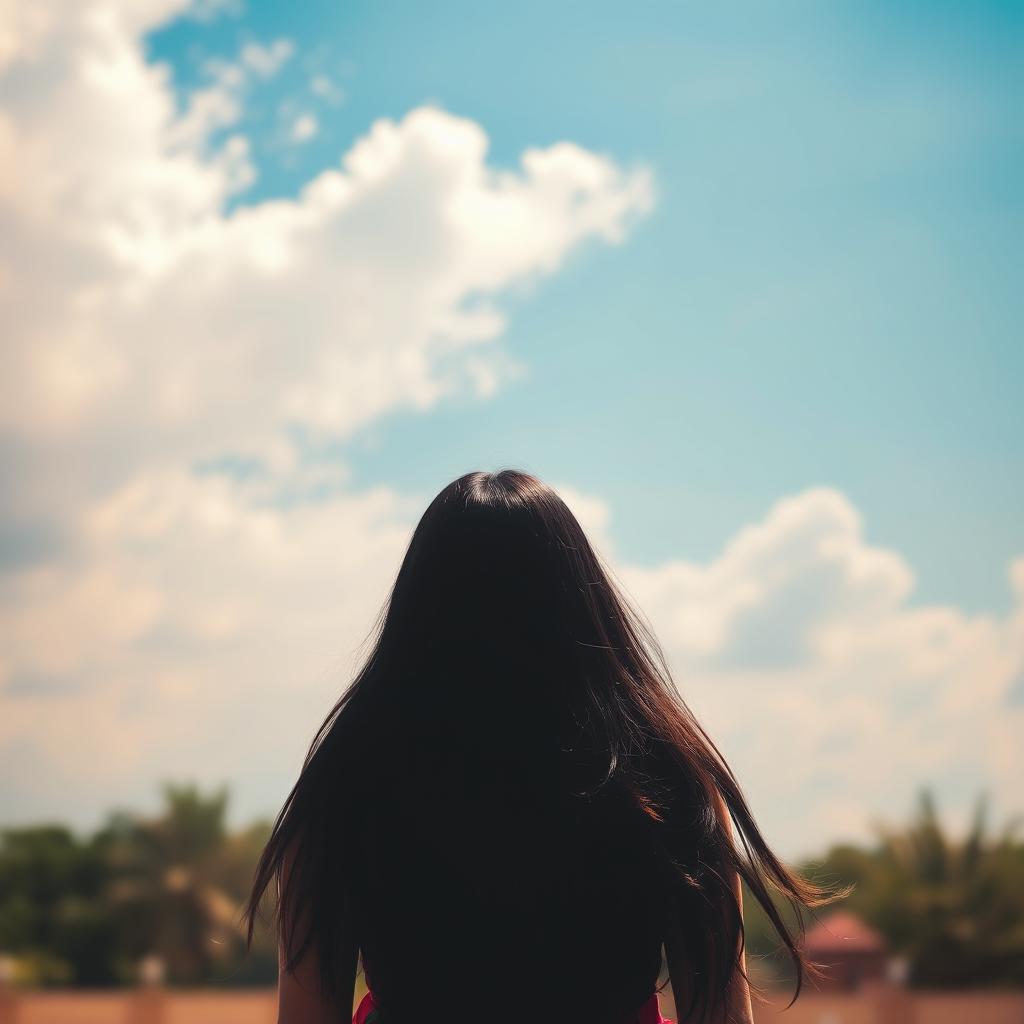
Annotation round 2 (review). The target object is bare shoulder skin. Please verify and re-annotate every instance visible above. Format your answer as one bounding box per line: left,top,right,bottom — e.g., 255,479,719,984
665,788,755,1024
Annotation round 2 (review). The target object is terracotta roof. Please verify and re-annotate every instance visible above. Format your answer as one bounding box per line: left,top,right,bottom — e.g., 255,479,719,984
801,910,888,954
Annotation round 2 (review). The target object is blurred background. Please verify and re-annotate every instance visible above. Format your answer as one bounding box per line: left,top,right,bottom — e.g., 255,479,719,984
1,1,1022,1021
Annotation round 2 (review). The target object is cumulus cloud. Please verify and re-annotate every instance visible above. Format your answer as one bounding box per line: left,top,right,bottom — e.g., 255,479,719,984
0,1,653,827
0,12,653,454
621,489,915,667
0,465,417,821
617,489,1024,858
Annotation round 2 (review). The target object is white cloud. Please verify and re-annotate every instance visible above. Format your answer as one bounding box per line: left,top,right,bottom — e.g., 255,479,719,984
621,489,915,667
168,37,294,154
309,73,345,105
615,489,1024,858
0,465,417,820
0,1,653,828
0,28,652,451
240,37,294,78
0,0,652,471
290,112,318,143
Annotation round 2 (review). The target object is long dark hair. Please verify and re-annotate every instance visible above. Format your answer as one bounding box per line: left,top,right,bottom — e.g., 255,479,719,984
243,469,847,1022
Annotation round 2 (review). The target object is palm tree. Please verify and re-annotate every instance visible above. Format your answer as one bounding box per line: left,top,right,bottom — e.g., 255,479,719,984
824,787,1024,987
100,782,255,985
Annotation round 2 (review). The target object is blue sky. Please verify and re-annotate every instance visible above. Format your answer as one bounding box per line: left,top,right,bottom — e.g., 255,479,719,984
149,0,1024,614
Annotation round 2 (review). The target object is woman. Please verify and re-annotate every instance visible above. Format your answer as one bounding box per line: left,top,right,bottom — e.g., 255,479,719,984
243,469,846,1023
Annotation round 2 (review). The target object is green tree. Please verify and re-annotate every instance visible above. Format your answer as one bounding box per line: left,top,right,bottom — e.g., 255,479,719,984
813,788,1024,987
98,782,259,985
0,825,116,985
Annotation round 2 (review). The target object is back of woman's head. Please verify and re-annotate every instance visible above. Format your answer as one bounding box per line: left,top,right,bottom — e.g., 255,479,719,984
244,469,847,1024
373,470,581,746
370,470,657,770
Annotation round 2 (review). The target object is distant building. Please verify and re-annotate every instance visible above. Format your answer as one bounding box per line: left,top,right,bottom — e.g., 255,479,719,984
800,910,891,992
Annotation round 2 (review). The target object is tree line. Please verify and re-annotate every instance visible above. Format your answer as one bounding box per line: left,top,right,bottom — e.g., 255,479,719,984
0,783,1021,989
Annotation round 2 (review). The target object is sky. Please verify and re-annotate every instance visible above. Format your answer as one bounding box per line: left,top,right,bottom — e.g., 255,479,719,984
1,0,1022,862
